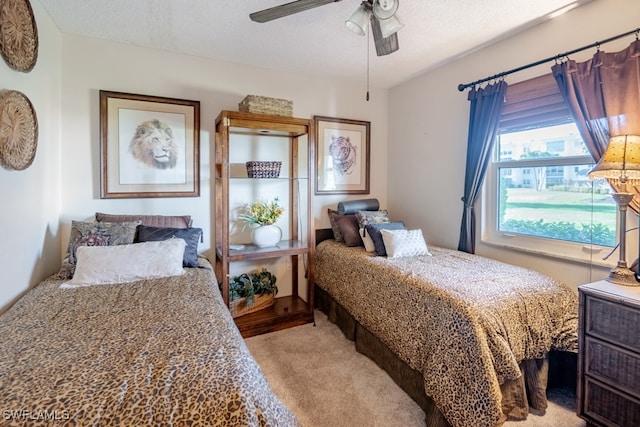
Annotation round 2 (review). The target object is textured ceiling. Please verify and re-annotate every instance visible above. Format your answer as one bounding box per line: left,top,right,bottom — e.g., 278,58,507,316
38,0,592,89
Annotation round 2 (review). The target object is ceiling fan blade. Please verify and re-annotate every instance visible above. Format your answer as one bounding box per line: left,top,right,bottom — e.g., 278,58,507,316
370,16,399,56
374,32,399,56
250,0,342,23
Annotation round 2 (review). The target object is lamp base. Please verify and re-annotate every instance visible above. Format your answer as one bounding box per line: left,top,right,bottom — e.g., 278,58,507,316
605,266,640,287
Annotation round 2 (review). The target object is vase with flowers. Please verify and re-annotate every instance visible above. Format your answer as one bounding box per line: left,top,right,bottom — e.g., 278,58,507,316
239,197,285,247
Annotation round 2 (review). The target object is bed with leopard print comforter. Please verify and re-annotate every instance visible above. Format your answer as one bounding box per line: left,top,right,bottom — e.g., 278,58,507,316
315,240,578,427
0,259,299,427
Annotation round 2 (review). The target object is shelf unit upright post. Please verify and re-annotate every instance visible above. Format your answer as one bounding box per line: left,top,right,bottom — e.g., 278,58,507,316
214,110,315,337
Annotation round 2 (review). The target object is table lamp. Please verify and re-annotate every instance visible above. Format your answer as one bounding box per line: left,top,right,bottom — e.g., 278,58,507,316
589,134,640,286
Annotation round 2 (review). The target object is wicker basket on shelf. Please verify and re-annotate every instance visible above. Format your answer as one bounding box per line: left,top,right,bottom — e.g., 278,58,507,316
246,161,282,178
238,95,293,117
230,293,275,318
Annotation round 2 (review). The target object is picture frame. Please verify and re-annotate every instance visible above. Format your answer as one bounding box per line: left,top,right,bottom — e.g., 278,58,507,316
100,90,200,199
314,115,370,195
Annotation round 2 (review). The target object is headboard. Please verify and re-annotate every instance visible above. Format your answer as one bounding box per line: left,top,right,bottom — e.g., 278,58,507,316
316,228,334,245
317,197,380,246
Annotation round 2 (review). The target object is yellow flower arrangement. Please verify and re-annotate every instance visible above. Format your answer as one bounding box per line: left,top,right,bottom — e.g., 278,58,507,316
239,197,285,226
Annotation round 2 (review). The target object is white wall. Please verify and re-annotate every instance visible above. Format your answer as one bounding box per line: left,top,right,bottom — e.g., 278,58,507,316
0,4,388,312
58,35,389,268
388,0,640,289
6,0,627,311
0,1,62,313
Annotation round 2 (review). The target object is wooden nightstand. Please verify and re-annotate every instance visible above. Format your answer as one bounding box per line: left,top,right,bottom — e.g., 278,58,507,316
577,280,640,426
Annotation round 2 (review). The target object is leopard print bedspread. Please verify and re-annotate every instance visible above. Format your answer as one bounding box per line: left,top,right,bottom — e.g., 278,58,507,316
315,241,578,427
0,259,299,427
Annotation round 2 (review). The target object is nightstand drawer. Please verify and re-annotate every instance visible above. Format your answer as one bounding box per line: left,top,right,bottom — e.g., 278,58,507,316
584,377,640,427
585,337,640,398
585,295,640,351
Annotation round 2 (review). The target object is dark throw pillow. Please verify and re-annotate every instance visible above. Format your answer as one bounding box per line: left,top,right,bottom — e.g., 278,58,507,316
328,209,356,243
336,214,363,247
366,221,406,256
135,225,203,268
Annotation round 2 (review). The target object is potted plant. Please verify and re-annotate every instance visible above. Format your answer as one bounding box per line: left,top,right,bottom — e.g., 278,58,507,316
229,268,278,318
239,197,285,247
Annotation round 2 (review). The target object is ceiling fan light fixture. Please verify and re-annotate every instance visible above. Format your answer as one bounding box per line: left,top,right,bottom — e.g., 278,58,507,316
378,13,403,38
372,0,399,20
370,14,399,56
345,2,371,36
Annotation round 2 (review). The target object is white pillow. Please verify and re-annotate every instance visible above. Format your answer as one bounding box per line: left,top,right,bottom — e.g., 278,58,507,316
380,229,432,258
360,228,376,252
61,238,186,288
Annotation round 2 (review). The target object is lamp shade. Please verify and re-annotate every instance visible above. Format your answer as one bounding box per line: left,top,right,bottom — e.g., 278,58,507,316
346,3,371,36
373,0,398,20
589,135,640,183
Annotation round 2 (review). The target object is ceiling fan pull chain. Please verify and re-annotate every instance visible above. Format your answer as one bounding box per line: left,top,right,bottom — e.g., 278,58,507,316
366,30,370,101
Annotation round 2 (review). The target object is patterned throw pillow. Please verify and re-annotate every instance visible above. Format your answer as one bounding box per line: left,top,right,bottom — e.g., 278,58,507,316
56,220,140,279
355,210,390,229
380,229,432,258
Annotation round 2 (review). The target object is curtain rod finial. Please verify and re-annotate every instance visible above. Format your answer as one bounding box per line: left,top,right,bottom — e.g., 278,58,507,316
457,83,466,92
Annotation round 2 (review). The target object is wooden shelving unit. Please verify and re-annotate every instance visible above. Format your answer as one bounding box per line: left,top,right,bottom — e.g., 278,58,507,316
214,110,315,338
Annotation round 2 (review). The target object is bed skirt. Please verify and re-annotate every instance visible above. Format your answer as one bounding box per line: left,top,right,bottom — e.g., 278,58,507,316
315,285,577,427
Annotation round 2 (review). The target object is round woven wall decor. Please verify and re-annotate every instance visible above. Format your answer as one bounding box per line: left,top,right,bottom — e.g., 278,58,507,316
0,0,38,72
0,90,38,170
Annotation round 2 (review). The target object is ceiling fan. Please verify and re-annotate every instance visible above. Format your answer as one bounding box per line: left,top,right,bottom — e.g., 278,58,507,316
250,0,404,56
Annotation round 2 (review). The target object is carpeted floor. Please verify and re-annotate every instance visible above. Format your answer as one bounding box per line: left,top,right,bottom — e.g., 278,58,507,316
245,310,586,427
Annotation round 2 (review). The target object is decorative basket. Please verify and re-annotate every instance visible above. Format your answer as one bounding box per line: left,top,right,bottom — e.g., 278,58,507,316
0,0,39,72
230,293,275,318
246,161,282,178
0,90,38,171
238,95,293,117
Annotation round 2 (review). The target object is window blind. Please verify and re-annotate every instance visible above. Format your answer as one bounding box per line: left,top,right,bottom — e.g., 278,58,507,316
499,73,572,133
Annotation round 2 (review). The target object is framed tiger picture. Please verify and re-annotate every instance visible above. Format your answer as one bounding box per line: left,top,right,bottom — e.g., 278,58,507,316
314,116,370,195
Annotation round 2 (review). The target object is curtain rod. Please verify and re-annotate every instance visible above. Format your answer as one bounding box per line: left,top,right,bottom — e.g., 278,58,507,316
457,27,640,92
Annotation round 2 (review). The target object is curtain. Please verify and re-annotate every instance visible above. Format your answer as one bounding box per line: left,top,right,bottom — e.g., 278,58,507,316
551,39,640,211
458,81,507,253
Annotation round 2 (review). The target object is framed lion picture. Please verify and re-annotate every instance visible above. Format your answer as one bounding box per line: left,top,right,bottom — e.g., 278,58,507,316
99,90,200,198
314,115,370,195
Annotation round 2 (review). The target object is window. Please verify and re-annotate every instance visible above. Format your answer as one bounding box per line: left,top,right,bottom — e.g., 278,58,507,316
482,74,617,264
